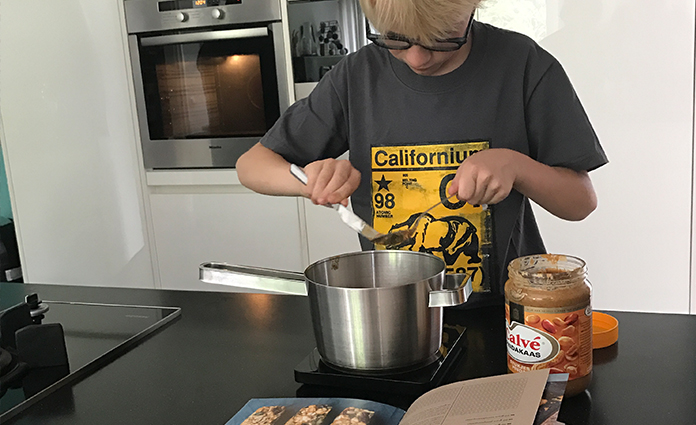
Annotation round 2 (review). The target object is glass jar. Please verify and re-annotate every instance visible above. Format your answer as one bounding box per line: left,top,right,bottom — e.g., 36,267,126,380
505,254,592,397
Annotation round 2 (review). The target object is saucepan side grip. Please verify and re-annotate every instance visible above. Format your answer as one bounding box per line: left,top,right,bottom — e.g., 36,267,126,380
199,262,308,296
428,273,473,307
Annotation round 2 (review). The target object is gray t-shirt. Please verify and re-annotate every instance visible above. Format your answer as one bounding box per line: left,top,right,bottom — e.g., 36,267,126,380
261,21,608,298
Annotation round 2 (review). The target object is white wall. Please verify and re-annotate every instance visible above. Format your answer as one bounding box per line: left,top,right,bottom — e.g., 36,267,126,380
479,1,695,313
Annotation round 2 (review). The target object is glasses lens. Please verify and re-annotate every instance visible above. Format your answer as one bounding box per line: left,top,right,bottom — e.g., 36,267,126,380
376,37,411,50
425,41,463,52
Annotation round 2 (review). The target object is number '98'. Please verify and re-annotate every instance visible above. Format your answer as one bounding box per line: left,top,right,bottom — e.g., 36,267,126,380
374,193,395,209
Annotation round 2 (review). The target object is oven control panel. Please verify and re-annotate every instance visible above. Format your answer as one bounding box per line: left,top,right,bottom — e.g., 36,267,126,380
125,0,281,33
158,0,242,12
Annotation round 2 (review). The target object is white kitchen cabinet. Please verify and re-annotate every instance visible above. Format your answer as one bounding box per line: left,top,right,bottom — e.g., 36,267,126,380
303,199,361,264
479,1,695,313
147,171,306,291
0,0,155,287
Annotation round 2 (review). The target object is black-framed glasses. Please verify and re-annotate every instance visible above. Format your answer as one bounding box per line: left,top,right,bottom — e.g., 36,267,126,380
367,12,475,52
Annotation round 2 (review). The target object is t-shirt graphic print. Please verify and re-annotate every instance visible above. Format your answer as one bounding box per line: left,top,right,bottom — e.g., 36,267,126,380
371,141,493,293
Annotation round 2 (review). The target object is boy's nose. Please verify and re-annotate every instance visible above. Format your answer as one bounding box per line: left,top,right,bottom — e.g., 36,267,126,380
402,45,432,70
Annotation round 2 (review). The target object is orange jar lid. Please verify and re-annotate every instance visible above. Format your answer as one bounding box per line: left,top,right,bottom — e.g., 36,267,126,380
593,312,619,349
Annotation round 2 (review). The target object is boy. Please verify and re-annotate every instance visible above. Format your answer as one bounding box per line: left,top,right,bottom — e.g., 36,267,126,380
236,0,607,301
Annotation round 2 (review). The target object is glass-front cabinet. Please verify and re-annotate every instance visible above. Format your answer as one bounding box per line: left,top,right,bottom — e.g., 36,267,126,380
286,0,366,98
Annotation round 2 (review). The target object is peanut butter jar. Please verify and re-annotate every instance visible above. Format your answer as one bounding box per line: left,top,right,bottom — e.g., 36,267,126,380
505,254,592,397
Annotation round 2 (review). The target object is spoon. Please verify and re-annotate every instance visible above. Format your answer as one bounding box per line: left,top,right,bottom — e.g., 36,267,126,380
290,164,388,242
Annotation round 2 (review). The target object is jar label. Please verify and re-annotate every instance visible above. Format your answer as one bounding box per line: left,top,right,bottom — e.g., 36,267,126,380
505,303,593,381
506,322,560,363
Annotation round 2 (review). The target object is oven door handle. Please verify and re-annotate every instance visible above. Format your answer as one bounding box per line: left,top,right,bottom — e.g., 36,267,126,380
140,27,269,47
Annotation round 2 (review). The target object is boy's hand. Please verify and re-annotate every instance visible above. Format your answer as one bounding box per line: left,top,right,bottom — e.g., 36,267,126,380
302,159,361,207
448,149,520,206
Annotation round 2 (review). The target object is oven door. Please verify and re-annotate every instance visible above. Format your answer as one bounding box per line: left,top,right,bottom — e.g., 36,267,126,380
129,22,290,169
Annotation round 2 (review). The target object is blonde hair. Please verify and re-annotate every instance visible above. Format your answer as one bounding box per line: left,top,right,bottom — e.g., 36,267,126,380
360,0,483,45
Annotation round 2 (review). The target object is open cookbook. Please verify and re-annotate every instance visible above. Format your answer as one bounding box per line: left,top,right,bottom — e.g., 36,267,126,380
226,370,568,425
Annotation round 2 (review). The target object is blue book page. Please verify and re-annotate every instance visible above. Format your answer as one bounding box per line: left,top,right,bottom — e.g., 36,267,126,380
226,398,406,425
533,374,568,425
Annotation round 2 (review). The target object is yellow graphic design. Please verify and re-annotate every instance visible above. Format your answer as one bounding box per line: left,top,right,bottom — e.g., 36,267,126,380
371,141,492,292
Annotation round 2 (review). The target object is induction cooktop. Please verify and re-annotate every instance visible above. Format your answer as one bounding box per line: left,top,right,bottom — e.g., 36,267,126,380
294,322,467,394
0,293,181,422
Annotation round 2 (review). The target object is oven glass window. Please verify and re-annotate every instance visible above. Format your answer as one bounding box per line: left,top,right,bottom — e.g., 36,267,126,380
139,32,280,140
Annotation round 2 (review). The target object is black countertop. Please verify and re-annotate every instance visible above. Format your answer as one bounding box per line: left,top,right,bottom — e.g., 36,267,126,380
2,282,696,424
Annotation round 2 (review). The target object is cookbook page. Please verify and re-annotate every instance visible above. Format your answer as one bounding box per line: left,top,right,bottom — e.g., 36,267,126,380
399,370,550,425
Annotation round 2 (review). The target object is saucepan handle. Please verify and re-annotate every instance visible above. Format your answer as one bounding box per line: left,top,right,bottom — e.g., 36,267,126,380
428,273,473,308
199,262,308,296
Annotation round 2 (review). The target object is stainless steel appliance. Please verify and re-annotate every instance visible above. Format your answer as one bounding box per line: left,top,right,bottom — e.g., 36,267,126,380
125,0,292,169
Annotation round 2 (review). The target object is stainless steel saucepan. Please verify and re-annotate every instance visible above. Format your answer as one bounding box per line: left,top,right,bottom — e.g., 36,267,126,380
199,250,472,372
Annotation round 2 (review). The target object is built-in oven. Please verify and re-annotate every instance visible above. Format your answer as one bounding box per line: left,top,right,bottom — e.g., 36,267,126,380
125,0,291,169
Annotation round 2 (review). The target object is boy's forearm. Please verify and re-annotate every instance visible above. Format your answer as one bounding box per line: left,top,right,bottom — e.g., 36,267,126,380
236,143,304,196
513,154,598,221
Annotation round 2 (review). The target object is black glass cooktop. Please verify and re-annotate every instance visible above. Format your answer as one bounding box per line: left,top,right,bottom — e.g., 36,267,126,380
0,296,180,422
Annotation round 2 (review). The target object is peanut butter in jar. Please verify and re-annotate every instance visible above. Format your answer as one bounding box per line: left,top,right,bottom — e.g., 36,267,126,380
505,254,592,397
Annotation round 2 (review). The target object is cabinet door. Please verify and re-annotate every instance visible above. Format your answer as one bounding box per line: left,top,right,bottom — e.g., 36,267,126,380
0,0,155,288
150,192,305,292
303,199,361,264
